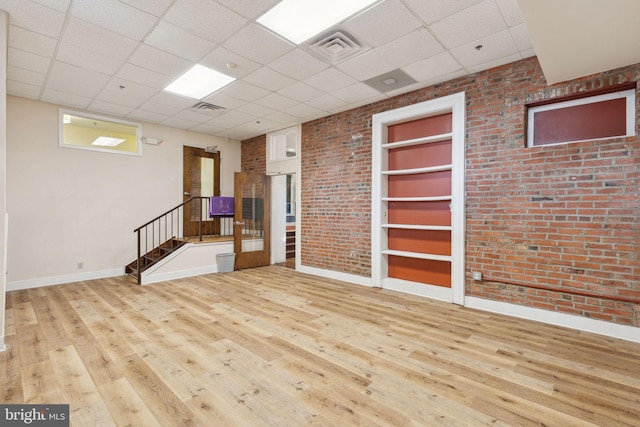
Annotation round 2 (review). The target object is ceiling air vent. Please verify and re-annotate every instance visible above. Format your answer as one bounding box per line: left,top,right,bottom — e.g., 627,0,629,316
189,102,226,115
308,30,365,63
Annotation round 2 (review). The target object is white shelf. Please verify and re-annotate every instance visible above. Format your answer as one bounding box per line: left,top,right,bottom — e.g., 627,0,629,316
382,196,452,202
382,249,452,262
382,224,452,231
382,164,452,175
382,132,453,149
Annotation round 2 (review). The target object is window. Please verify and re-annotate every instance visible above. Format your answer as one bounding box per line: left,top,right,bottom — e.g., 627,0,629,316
527,85,636,147
267,126,297,162
59,109,142,156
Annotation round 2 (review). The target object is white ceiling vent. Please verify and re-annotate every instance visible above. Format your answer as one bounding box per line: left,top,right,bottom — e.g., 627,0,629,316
307,30,365,64
189,102,226,115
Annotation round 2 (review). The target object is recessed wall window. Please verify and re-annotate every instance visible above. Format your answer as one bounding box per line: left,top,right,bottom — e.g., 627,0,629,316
267,126,297,162
59,109,142,156
526,86,636,147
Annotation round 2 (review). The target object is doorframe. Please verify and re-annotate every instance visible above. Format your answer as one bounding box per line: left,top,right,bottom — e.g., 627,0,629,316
371,92,466,305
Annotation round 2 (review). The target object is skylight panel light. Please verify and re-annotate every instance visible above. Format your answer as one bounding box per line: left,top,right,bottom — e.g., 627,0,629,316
92,136,126,147
164,64,236,99
257,0,378,44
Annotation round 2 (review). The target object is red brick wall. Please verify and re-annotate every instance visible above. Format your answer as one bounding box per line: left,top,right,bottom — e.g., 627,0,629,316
241,134,266,174
243,57,640,327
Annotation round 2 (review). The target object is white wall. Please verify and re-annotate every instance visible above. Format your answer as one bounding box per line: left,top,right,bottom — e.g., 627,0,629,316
0,11,8,351
6,96,241,289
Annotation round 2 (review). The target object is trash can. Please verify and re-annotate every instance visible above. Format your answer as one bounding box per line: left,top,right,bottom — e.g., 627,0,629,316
216,253,235,273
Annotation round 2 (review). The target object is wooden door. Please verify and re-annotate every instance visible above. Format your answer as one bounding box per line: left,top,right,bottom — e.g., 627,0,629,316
183,146,220,238
233,172,271,269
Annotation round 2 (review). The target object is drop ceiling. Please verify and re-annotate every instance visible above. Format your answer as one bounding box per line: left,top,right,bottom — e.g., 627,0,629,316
1,0,636,141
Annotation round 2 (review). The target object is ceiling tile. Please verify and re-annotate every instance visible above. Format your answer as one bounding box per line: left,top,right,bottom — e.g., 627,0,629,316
282,103,326,120
88,99,135,117
222,23,293,65
375,28,444,68
496,0,524,26
116,63,173,90
62,18,138,62
277,82,324,102
306,93,344,111
268,48,329,80
164,0,247,43
160,116,200,130
120,0,174,17
71,0,157,41
200,47,262,79
336,49,395,81
450,29,518,68
145,21,216,62
235,102,275,118
429,0,507,49
172,109,219,124
466,52,521,73
207,110,256,128
9,26,57,58
404,0,483,25
127,44,192,78
331,82,380,103
303,68,357,92
344,0,422,48
2,0,66,38
6,80,41,99
7,65,45,86
216,0,278,20
97,78,158,108
222,80,270,102
265,111,300,125
29,0,71,13
190,121,229,135
127,109,170,123
138,100,184,117
56,42,124,75
254,93,298,110
509,23,533,52
47,61,110,98
8,48,51,74
41,88,92,109
244,67,296,92
402,51,463,82
202,92,247,110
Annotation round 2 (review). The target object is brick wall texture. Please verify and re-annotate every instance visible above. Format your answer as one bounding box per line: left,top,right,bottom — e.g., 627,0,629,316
241,134,266,174
244,57,640,327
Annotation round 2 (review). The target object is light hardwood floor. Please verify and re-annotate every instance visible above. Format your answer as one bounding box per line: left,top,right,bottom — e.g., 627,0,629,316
2,266,639,426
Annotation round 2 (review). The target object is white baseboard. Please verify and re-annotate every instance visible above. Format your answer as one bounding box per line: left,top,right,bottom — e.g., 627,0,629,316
297,265,373,287
466,296,640,344
0,337,5,353
7,268,124,291
142,264,219,285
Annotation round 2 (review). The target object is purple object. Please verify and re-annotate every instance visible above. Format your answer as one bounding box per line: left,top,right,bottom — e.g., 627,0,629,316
209,196,234,216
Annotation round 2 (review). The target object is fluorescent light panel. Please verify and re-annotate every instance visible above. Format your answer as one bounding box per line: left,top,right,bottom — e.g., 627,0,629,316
257,0,378,44
164,64,235,99
92,136,126,147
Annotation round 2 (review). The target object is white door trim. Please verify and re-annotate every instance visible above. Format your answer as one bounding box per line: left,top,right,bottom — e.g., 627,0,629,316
371,92,466,305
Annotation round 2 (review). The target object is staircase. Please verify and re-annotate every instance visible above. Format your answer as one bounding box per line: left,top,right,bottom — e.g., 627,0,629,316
126,196,232,284
125,238,186,279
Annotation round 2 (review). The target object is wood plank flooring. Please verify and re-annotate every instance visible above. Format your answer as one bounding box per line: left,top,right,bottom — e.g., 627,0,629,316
2,266,639,426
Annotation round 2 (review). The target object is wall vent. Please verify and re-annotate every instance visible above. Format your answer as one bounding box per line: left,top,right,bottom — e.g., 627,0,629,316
307,30,365,64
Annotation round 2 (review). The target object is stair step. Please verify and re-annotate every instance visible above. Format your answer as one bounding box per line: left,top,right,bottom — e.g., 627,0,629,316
125,238,187,282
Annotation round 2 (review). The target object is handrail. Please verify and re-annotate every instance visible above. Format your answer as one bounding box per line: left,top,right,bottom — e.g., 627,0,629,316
134,197,197,233
129,196,233,284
